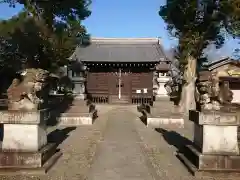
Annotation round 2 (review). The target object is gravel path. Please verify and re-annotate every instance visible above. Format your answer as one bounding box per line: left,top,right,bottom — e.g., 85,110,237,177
0,105,230,180
86,107,156,180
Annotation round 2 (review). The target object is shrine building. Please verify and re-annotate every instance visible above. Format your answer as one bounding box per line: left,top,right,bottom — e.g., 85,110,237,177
68,38,171,105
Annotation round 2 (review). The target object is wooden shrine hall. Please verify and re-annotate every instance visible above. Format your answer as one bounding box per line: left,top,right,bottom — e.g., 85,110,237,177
68,38,170,105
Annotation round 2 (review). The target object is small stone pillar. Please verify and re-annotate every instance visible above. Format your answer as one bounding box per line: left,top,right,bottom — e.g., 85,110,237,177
0,109,62,174
178,110,240,177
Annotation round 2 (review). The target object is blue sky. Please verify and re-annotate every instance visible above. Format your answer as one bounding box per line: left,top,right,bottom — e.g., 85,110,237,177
0,0,239,61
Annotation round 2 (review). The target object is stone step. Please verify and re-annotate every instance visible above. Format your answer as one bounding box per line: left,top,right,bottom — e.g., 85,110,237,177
111,101,129,104
65,104,96,113
57,109,98,126
110,95,129,104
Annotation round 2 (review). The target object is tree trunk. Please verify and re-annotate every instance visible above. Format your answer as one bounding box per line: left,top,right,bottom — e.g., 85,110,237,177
179,56,197,114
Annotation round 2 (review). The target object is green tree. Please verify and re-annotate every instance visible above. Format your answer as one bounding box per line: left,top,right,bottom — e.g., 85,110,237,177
0,0,91,71
159,0,240,113
2,0,91,30
0,11,89,72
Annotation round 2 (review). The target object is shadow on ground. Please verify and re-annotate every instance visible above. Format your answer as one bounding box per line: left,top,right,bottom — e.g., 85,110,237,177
137,105,148,126
139,113,147,125
47,127,76,146
155,128,193,152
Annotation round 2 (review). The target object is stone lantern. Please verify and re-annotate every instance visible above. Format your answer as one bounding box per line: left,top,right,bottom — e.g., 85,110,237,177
153,61,171,100
68,61,87,99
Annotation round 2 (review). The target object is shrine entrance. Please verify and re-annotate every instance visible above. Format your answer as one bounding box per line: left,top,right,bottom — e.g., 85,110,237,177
70,38,166,105
108,68,131,104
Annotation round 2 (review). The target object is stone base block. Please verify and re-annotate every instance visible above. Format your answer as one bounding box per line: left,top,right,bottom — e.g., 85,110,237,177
147,113,184,128
0,143,62,175
147,117,184,128
58,110,97,126
2,124,47,152
178,144,240,177
193,124,239,154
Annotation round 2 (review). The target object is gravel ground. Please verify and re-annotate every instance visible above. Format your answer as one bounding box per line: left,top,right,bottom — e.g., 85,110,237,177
133,111,229,180
0,106,112,180
86,108,155,180
0,105,235,180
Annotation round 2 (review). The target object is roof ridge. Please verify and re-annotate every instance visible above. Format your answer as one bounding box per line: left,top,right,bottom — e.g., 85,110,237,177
69,37,167,63
91,37,160,43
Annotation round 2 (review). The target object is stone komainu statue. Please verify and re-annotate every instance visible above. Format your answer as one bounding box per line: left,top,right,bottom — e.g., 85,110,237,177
196,72,233,111
7,68,50,111
218,80,233,104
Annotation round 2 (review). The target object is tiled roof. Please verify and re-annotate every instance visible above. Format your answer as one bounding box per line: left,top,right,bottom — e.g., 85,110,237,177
207,57,240,71
70,38,167,63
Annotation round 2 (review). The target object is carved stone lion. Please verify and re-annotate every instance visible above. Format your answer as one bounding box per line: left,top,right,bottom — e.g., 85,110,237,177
196,73,233,111
7,68,50,111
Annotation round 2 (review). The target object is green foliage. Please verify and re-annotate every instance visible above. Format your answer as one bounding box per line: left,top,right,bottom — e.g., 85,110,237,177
220,0,240,38
1,0,91,28
159,0,240,67
0,0,91,73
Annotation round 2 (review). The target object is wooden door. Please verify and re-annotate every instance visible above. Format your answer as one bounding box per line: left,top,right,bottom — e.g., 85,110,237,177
108,69,131,103
121,72,131,96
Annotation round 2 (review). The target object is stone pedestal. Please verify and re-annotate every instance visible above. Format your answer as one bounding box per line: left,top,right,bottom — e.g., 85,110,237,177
0,109,62,174
2,124,47,151
57,99,98,126
138,98,184,129
178,110,240,177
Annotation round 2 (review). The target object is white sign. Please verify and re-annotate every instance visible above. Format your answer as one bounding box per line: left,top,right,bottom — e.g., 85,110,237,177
136,90,141,94
143,88,148,93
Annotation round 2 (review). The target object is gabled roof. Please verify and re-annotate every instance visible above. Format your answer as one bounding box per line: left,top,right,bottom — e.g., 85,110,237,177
69,37,167,63
207,57,240,71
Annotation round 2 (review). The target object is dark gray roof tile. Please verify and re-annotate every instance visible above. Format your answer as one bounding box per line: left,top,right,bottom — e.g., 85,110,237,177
70,38,167,62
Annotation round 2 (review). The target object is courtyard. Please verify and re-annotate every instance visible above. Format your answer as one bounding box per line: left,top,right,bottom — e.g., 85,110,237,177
0,105,227,180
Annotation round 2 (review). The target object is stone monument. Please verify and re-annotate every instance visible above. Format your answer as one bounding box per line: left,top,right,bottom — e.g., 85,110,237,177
178,72,240,177
0,68,62,174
